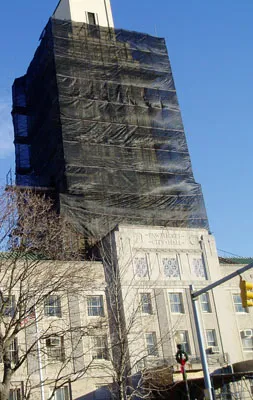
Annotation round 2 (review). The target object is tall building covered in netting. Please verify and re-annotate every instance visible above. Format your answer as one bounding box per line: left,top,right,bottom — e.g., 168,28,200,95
12,0,209,240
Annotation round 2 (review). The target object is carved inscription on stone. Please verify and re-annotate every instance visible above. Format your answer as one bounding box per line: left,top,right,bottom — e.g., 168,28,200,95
144,231,200,249
148,232,184,247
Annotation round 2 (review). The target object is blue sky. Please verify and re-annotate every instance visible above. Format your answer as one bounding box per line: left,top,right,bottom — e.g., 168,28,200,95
0,0,252,255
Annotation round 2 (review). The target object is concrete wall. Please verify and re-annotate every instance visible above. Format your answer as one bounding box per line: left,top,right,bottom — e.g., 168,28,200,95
53,0,114,27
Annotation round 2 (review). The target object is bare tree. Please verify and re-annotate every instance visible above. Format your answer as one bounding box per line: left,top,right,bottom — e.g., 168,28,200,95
2,187,84,260
0,188,183,399
94,232,177,400
0,188,105,400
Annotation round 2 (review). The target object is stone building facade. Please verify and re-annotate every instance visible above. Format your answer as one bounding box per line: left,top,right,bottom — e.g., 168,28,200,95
3,226,253,399
108,225,253,370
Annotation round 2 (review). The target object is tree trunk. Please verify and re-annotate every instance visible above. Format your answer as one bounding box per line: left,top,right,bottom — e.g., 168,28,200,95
116,380,127,400
0,384,11,400
0,361,12,400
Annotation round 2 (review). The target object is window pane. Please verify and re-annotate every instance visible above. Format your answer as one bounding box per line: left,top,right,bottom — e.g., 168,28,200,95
92,336,108,360
140,293,152,314
9,389,21,400
233,295,245,313
176,330,191,355
145,333,158,356
46,336,65,361
44,295,61,317
7,338,18,364
169,293,184,313
56,390,61,400
200,293,211,313
1,296,15,317
54,387,69,400
88,12,96,25
206,330,217,347
87,296,104,316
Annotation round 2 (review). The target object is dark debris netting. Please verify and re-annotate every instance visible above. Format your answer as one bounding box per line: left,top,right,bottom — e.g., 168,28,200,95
12,18,209,239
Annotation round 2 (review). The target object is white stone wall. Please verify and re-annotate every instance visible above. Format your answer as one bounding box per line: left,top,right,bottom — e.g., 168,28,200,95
112,225,253,370
4,260,111,400
218,264,253,364
53,0,114,27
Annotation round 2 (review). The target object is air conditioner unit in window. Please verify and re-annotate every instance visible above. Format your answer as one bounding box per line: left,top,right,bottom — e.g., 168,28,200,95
209,346,220,354
241,329,253,338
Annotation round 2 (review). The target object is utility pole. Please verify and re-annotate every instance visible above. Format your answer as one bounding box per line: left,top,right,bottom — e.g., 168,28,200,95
190,261,253,400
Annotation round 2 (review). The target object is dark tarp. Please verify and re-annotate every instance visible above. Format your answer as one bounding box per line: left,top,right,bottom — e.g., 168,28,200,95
12,19,209,239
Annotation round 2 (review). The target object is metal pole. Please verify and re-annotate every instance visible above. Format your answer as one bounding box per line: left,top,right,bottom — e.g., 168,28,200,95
68,379,73,400
35,307,45,400
190,285,213,400
182,366,191,400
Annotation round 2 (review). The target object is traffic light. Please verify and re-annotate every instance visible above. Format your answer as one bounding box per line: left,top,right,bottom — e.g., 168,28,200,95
240,278,253,308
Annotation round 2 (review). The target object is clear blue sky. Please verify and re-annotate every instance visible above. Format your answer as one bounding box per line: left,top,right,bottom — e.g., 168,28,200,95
0,0,252,256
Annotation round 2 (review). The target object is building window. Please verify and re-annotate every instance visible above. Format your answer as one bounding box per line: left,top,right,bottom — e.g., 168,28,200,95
192,258,206,279
176,331,191,355
134,257,149,278
0,339,18,364
206,330,217,347
9,338,18,364
46,336,65,361
162,258,180,278
88,12,96,25
91,336,108,360
0,296,16,317
200,293,211,313
145,332,158,356
44,295,61,317
53,387,69,400
9,389,21,400
233,294,246,313
140,293,152,314
87,296,104,317
169,293,184,313
87,12,100,38
240,330,253,351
